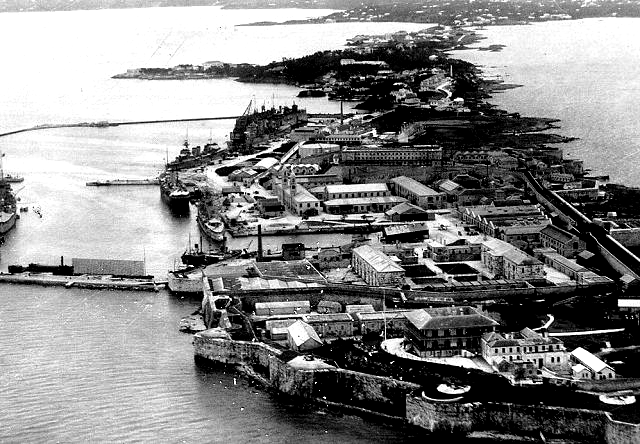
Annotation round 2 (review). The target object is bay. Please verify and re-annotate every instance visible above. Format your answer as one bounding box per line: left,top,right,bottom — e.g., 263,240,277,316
0,6,434,444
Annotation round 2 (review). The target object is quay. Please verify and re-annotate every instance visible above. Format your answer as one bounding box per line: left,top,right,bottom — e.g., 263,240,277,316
0,272,161,292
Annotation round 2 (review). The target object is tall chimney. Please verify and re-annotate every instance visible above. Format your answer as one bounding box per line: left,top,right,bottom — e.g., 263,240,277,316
257,224,263,262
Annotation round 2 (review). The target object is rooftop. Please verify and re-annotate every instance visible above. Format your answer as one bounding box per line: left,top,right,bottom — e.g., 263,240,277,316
353,245,405,274
406,306,498,331
325,183,388,194
571,347,611,373
324,196,407,206
391,176,441,196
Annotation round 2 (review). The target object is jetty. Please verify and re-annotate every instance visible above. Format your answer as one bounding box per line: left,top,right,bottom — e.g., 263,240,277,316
86,178,160,186
0,272,161,292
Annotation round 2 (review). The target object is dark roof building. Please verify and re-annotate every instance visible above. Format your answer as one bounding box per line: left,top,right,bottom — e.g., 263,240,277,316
405,306,498,357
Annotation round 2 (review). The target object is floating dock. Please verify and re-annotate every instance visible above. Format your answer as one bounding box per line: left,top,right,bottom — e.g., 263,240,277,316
86,178,160,186
0,272,162,292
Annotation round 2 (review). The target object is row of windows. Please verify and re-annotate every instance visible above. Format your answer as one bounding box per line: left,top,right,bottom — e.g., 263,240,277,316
493,344,562,354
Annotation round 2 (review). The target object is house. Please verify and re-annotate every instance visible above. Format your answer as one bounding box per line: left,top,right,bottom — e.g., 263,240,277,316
287,320,323,351
570,347,616,380
481,328,567,371
540,224,584,258
302,313,354,338
389,176,445,210
352,245,405,287
404,306,498,357
266,319,297,341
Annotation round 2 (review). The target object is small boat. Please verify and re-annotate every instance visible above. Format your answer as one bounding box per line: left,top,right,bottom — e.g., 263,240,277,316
198,216,225,242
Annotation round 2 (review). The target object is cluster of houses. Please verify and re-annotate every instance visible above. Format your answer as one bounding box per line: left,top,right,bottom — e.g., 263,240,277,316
251,298,615,382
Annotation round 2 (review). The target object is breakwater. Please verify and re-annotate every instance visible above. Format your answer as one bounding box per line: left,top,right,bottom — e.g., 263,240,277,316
194,334,640,443
0,273,160,291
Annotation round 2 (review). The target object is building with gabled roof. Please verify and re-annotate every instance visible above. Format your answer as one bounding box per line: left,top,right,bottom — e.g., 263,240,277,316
540,224,584,258
405,306,498,357
385,202,434,222
287,320,323,351
390,176,445,209
502,248,545,280
352,245,405,287
481,328,567,372
570,347,615,380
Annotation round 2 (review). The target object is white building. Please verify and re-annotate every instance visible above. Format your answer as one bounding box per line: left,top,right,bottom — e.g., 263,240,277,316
570,347,616,380
352,245,405,287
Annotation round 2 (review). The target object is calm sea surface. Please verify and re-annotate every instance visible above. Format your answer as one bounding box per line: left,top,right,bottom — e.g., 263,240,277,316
452,18,640,186
1,8,639,442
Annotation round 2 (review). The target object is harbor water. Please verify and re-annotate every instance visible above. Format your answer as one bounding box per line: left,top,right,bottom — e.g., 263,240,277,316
1,6,639,442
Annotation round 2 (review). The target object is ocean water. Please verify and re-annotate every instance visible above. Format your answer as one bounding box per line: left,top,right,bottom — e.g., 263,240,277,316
452,18,640,186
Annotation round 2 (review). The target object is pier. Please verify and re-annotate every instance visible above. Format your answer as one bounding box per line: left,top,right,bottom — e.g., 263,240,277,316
0,272,161,292
86,178,160,186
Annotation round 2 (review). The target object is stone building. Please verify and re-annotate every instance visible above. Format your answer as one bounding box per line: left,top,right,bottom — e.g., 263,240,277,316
481,328,568,371
352,245,405,287
404,306,498,357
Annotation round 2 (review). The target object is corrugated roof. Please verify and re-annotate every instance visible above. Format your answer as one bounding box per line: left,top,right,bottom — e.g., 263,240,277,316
353,245,405,274
391,176,440,196
571,347,610,373
541,224,575,243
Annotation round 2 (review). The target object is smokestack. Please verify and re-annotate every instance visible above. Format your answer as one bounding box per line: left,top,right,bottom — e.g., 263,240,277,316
340,100,344,125
257,224,263,262
61,256,64,266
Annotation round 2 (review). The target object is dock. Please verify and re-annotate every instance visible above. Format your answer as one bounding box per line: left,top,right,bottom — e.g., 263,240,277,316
86,178,160,186
0,272,162,292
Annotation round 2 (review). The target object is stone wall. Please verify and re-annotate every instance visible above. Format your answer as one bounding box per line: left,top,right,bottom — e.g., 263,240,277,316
605,415,640,444
194,335,640,443
406,395,610,442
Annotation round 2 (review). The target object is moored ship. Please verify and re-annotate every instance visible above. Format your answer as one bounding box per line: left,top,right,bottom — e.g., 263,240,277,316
167,137,223,171
197,215,225,242
0,154,18,235
160,172,191,214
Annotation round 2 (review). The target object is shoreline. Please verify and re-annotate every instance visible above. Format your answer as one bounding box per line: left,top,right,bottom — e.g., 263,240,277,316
193,335,640,442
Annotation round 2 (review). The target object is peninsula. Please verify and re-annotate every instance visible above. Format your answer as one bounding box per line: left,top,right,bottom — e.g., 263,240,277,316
133,25,640,443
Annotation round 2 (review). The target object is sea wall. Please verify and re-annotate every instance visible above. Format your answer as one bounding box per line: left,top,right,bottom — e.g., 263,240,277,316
406,396,608,442
193,335,640,442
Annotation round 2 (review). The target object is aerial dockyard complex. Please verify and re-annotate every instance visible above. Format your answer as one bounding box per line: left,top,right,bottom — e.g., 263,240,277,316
6,8,640,442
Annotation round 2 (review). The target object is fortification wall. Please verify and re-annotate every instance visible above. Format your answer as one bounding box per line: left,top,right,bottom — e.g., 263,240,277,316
194,335,640,442
605,415,640,444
